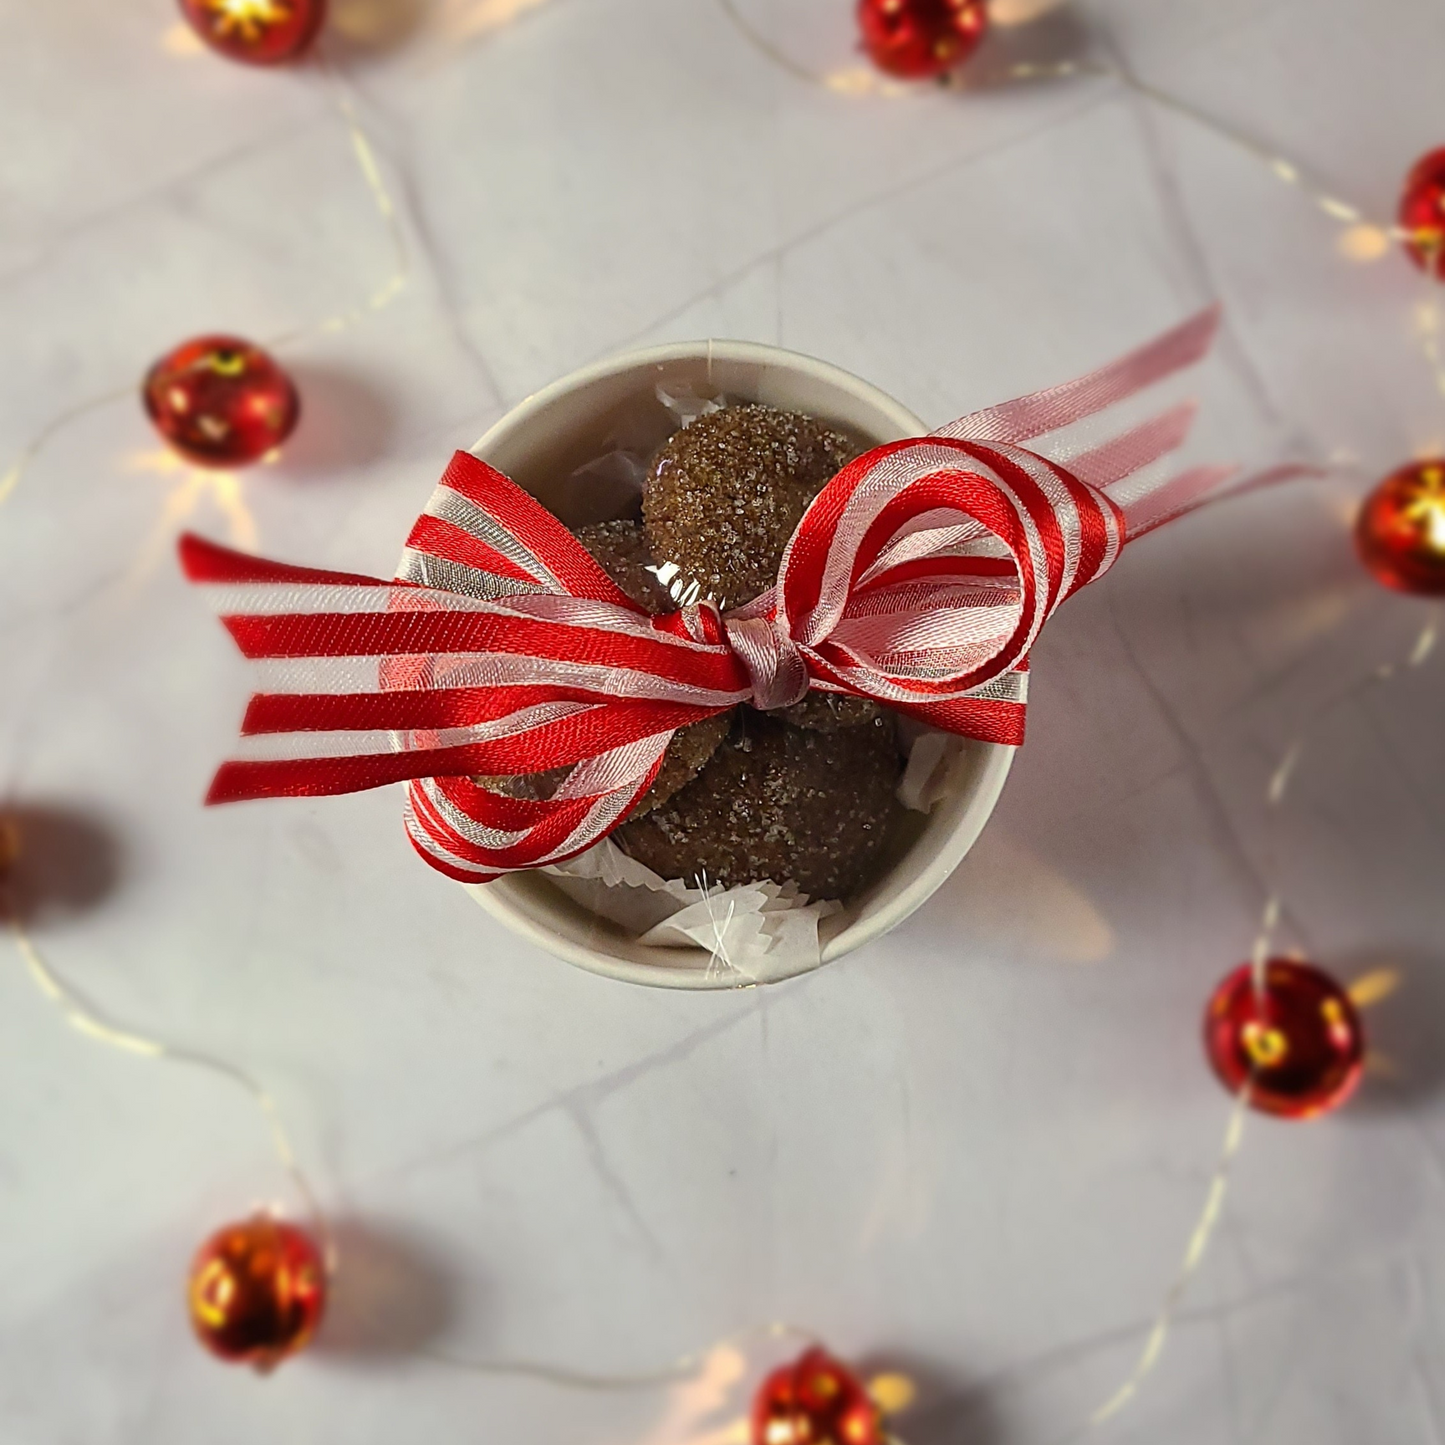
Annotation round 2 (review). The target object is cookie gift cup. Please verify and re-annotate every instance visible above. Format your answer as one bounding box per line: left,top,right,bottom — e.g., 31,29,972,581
455,341,1015,989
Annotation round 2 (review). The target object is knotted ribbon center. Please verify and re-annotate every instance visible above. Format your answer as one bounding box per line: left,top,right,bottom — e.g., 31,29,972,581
723,607,811,711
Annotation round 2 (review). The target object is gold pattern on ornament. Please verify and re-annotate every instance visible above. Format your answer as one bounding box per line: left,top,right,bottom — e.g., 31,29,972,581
201,0,299,43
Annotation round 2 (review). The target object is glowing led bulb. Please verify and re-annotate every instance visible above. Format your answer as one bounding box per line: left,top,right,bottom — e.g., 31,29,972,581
177,0,325,64
1356,460,1445,596
188,1215,326,1368
1204,960,1364,1119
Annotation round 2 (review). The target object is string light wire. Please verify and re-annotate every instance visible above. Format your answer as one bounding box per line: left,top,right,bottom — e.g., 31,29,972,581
3,902,331,1266
1073,603,1440,1427
0,385,134,513
0,46,408,521
1078,1090,1250,1435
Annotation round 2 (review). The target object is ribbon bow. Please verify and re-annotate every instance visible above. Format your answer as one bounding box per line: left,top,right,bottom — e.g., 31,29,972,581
183,307,1267,883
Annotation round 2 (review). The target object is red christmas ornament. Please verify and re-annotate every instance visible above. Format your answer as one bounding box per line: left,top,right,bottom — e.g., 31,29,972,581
1355,459,1445,596
178,0,326,65
1399,148,1445,279
1204,960,1364,1119
858,0,989,80
188,1215,326,1369
143,335,300,468
752,1347,883,1445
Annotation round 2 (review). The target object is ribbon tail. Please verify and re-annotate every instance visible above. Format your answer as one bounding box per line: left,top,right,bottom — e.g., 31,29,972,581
179,531,398,591
1118,462,1321,540
935,306,1221,446
181,513,727,812
1068,401,1199,490
203,738,595,805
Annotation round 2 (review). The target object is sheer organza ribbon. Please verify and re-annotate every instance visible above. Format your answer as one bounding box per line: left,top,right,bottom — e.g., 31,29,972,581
182,306,1283,883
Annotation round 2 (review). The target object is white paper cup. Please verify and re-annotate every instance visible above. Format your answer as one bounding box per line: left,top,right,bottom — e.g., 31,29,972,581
461,341,1014,988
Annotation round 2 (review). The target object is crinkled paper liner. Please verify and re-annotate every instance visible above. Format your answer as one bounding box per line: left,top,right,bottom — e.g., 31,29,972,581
543,724,966,982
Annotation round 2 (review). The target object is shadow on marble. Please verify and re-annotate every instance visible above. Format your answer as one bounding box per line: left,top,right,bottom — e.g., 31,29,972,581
275,364,400,479
1338,948,1445,1112
315,1216,459,1360
859,1353,1012,1445
325,0,432,64
0,803,124,928
1099,491,1366,667
958,4,1096,92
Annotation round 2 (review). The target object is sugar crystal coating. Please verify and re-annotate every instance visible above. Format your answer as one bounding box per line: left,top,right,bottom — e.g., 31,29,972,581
642,404,857,607
639,712,732,815
779,692,884,732
574,520,674,612
613,712,905,899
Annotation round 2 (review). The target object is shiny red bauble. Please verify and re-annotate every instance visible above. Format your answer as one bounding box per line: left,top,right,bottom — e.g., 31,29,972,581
1400,148,1445,280
752,1347,882,1445
143,335,300,468
188,1215,326,1368
858,0,988,80
1355,459,1445,596
1204,960,1365,1119
178,0,326,65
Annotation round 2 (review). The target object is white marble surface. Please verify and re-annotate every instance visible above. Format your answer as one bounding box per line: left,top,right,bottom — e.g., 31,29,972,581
3,0,1445,1440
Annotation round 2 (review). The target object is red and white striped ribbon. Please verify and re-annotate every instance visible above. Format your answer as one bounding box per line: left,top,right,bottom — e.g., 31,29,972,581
183,306,1268,883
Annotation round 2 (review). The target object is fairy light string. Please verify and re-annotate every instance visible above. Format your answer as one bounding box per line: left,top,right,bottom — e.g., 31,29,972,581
2,899,331,1266
0,43,409,523
281,45,412,338
715,0,1415,243
1080,1091,1250,1434
1074,603,1440,1427
3,823,851,1415
0,385,134,513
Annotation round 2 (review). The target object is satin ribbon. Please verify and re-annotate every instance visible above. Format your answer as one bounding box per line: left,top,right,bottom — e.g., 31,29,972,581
182,306,1272,883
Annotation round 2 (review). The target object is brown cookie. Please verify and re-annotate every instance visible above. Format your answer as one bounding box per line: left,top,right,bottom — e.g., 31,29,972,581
642,404,857,608
777,692,884,733
633,710,732,817
612,712,905,900
573,519,673,612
